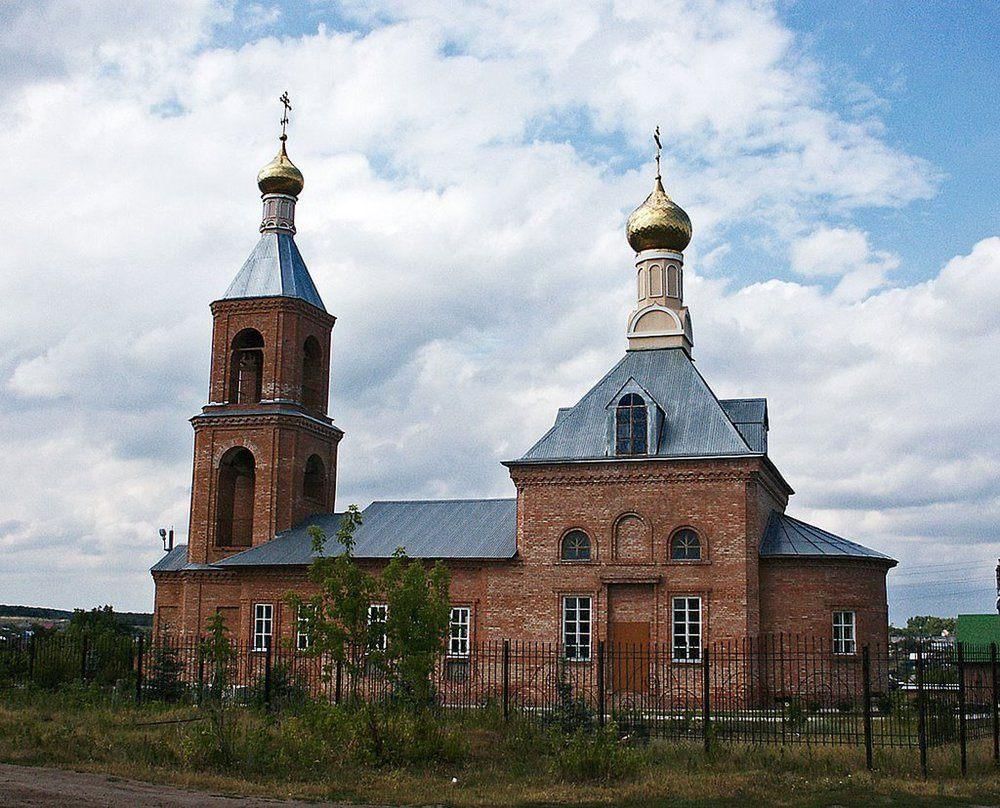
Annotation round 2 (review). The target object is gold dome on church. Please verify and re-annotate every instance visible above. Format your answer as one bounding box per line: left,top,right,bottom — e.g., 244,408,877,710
257,138,304,197
625,176,692,253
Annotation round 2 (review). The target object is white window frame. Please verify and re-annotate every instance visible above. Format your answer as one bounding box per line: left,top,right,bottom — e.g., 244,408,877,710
296,605,312,651
252,603,273,652
672,596,702,663
368,603,388,651
562,595,592,661
833,610,857,655
449,606,471,657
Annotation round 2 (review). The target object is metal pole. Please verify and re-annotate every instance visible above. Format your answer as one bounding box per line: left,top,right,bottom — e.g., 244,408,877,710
957,642,967,777
597,640,606,727
79,635,89,682
992,642,999,765
862,645,874,771
335,657,342,705
134,634,144,704
702,645,711,755
27,635,36,682
264,640,273,709
917,641,927,779
502,639,510,721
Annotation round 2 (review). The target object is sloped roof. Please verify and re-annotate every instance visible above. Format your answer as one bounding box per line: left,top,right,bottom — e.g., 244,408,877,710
515,348,757,462
956,615,1000,646
720,398,768,454
760,512,895,563
151,544,189,572
214,499,517,567
222,231,325,311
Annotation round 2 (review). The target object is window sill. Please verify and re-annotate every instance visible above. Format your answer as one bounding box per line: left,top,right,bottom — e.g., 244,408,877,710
666,559,710,565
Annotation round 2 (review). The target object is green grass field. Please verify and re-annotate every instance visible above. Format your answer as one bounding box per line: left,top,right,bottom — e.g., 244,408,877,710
1,687,999,806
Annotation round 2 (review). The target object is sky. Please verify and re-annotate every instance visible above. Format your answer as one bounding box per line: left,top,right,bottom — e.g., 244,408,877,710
0,0,997,623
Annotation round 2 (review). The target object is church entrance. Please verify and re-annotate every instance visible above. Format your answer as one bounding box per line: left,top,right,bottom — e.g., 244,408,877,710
607,584,654,694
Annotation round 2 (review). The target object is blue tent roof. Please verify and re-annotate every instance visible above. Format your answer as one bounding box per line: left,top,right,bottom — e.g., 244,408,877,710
222,231,325,310
515,348,762,462
760,512,895,563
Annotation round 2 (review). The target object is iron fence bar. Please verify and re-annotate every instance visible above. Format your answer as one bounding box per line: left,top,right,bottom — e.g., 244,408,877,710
502,639,510,721
958,642,967,776
597,640,605,727
992,642,999,765
702,644,710,754
917,641,927,777
862,645,873,769
134,634,144,703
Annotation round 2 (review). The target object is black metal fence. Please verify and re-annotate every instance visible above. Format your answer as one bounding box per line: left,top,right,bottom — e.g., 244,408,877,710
2,633,998,774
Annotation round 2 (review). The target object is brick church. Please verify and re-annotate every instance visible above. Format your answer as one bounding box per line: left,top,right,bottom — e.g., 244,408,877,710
152,122,896,663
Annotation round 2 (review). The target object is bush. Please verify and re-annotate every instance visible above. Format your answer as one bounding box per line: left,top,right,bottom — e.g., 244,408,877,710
554,725,647,783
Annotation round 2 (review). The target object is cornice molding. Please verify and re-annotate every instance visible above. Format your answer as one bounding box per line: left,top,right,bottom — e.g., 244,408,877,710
210,296,336,328
191,410,344,440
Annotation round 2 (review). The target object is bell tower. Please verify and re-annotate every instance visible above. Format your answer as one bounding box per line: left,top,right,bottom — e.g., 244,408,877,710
186,95,343,565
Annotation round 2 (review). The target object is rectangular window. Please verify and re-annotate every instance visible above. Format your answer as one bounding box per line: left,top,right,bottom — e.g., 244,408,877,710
296,605,312,651
449,607,471,657
563,596,592,661
672,596,702,662
252,603,273,651
833,611,856,655
368,604,387,651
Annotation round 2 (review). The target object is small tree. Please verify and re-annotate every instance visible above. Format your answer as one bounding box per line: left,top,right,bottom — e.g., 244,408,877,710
147,641,186,702
199,611,236,766
287,506,452,759
382,549,451,706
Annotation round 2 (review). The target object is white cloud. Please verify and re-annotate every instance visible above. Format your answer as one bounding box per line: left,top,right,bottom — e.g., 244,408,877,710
0,1,992,623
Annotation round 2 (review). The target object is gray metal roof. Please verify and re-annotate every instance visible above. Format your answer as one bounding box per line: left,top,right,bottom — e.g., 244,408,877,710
222,232,325,310
720,398,768,453
214,498,517,567
516,348,758,462
759,512,895,563
151,544,189,572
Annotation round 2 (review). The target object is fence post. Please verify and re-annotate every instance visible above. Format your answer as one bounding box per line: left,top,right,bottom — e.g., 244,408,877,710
862,645,874,771
992,642,999,765
702,644,711,755
197,645,205,706
335,657,342,705
79,635,89,682
27,634,36,682
597,640,606,727
264,639,273,709
134,634,144,704
502,640,510,721
957,641,967,777
916,641,927,779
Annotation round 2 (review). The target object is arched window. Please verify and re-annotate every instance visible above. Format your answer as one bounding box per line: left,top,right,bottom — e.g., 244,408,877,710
670,528,701,561
615,393,648,455
215,447,255,547
302,336,324,411
229,329,264,405
303,454,326,502
560,529,591,561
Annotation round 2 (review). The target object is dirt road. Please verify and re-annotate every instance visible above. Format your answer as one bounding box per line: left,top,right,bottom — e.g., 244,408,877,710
0,764,392,807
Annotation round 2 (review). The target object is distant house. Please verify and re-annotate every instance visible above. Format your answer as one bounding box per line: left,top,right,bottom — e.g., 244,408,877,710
955,614,1000,702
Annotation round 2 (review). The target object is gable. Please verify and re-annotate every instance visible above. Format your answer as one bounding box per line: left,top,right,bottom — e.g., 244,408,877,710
516,348,755,462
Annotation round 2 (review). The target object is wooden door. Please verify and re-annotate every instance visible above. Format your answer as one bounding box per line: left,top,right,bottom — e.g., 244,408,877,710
611,621,650,693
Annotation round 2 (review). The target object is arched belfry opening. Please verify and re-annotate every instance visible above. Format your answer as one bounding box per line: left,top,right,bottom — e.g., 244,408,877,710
215,447,256,547
302,336,324,411
303,454,326,503
230,329,264,405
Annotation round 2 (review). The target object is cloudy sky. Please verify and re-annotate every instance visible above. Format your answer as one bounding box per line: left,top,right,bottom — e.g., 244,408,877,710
1,0,997,622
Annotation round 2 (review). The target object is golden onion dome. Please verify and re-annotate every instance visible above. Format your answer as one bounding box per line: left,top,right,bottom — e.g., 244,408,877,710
625,176,692,253
257,138,304,196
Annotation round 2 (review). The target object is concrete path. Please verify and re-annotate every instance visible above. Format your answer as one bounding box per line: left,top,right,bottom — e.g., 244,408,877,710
0,763,391,807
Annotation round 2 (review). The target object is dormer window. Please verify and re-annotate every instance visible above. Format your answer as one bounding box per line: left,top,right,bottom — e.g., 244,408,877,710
615,393,648,455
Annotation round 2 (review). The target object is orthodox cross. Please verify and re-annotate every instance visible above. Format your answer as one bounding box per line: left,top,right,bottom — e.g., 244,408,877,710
653,125,662,179
279,91,292,140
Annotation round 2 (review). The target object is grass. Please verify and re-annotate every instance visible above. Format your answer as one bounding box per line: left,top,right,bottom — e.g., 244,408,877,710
1,686,1000,806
